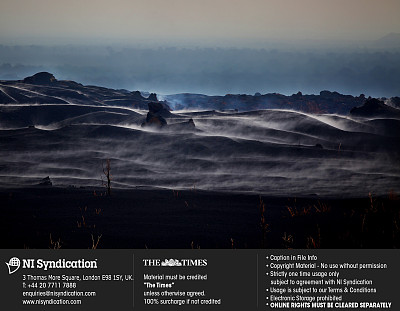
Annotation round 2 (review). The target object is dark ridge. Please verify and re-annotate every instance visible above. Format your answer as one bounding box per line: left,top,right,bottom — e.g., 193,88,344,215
350,98,400,118
389,97,400,109
148,102,172,117
148,93,158,101
1,72,399,116
23,72,57,85
167,118,197,132
0,72,172,110
143,111,167,127
131,90,145,100
141,102,169,127
38,176,52,186
163,91,368,114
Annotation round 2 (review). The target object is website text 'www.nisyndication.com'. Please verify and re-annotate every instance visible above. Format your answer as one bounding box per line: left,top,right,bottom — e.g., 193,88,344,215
22,298,81,305
22,290,96,305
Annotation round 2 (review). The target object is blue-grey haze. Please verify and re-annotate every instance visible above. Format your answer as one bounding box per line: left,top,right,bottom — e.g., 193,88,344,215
0,44,399,97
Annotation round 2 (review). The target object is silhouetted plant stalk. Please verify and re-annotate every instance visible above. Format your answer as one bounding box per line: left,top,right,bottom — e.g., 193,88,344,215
102,159,112,196
190,241,200,249
282,232,294,249
91,234,102,249
306,225,321,249
49,233,61,249
259,196,269,248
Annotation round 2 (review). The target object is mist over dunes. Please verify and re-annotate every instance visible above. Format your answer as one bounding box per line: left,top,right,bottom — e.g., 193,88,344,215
0,73,399,197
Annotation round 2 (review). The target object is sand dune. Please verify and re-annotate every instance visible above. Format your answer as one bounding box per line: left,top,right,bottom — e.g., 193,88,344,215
0,76,399,197
1,101,399,197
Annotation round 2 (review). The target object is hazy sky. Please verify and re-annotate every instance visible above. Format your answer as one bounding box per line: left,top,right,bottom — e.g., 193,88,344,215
1,0,400,46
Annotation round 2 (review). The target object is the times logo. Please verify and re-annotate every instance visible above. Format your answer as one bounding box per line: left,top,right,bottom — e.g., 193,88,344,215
143,258,208,267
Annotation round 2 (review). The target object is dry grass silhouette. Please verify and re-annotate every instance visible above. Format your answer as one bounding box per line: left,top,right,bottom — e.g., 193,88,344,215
282,232,294,249
102,159,112,196
91,234,102,249
259,196,269,248
49,233,62,249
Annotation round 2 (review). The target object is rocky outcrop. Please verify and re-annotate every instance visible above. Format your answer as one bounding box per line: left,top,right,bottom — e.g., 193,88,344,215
131,91,145,100
141,102,169,128
23,72,57,85
3,72,149,109
388,97,400,109
143,112,167,127
148,93,158,101
141,102,196,130
163,91,367,114
38,176,52,186
148,102,172,118
350,98,400,118
167,118,196,131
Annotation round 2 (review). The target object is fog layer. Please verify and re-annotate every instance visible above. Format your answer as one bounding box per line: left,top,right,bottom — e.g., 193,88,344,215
1,45,400,97
1,87,399,197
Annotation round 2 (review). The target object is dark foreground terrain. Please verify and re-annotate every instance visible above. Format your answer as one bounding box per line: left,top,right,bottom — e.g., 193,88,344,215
1,73,399,249
1,187,399,249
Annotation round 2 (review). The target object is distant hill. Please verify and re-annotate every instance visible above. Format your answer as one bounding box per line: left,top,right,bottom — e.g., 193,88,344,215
0,73,399,197
350,98,400,118
373,33,400,49
2,72,400,116
164,91,368,115
0,72,160,110
23,72,57,85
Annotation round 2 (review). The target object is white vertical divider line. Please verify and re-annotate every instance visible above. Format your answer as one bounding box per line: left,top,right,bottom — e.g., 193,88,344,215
257,253,259,308
133,253,135,309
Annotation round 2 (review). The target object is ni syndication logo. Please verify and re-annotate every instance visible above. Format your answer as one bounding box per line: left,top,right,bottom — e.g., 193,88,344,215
5,257,21,275
5,257,98,275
